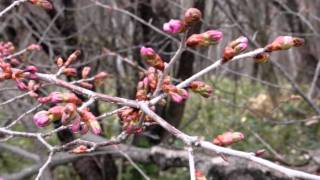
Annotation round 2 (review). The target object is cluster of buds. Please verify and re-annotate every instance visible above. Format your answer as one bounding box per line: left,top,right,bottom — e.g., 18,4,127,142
38,91,82,105
0,42,18,65
162,8,201,34
189,81,213,98
140,47,165,71
118,107,144,134
213,131,244,146
1,62,40,96
29,0,53,10
33,103,101,135
252,36,304,63
186,30,223,48
55,51,110,88
223,36,248,63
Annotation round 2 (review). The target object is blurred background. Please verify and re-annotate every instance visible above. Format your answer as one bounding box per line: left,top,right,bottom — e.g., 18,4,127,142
1,0,320,179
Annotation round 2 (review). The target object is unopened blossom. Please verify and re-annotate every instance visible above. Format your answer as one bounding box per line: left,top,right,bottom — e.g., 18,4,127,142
94,71,109,87
265,36,304,52
24,66,38,74
16,80,28,91
186,30,223,48
81,109,101,135
61,103,77,125
49,92,82,105
27,44,41,51
48,106,64,121
80,123,89,135
29,0,53,10
184,8,202,26
163,19,185,34
63,68,77,77
223,36,248,63
69,115,81,133
140,47,165,71
33,111,50,128
189,81,213,98
65,50,81,67
163,84,189,103
213,131,244,146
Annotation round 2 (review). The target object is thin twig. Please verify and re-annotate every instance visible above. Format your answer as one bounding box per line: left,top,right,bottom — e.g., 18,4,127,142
187,147,196,180
35,151,54,180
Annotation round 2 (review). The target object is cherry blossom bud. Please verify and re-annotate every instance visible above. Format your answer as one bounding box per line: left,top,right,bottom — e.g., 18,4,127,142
63,68,77,77
24,66,38,73
140,47,165,71
163,85,188,103
222,46,236,63
29,0,53,10
163,19,185,34
184,8,202,26
223,36,248,63
265,36,304,52
254,52,269,63
70,115,81,133
27,44,41,51
16,80,28,91
189,81,213,98
213,131,244,146
186,30,223,48
94,71,109,87
81,66,91,78
33,111,50,128
49,92,82,105
56,57,64,67
48,106,64,121
71,145,88,154
81,109,101,135
37,96,52,104
65,50,81,67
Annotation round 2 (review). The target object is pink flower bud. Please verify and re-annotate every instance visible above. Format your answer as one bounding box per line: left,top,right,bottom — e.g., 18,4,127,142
29,0,53,10
24,66,38,73
163,19,185,34
189,81,213,98
48,106,64,121
184,8,202,26
80,123,89,135
203,30,223,44
63,68,77,77
140,47,165,71
213,131,244,146
81,109,101,135
27,44,41,51
16,80,28,91
265,36,304,52
140,47,156,59
186,30,223,48
33,111,50,128
65,50,81,67
222,36,248,63
69,115,81,133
